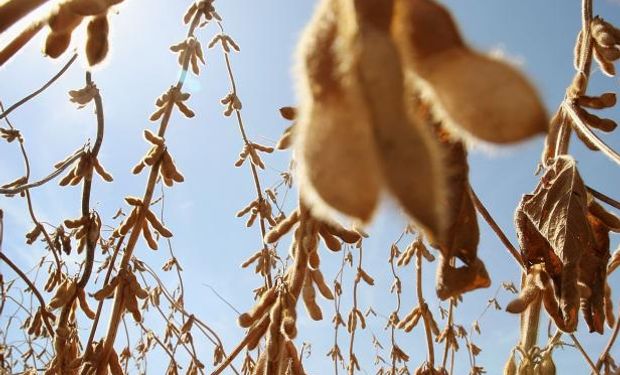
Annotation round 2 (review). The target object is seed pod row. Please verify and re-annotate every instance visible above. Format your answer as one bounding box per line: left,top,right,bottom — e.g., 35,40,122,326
48,278,77,309
150,87,195,121
220,92,242,116
170,36,205,75
208,34,240,53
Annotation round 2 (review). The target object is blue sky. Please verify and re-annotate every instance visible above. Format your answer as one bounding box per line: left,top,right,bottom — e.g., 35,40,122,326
1,0,620,374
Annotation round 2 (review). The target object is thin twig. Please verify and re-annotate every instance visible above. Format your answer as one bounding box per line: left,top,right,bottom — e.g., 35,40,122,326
469,187,525,270
0,102,63,278
0,252,54,338
587,186,620,211
0,53,78,120
215,21,273,289
0,148,84,195
83,236,124,354
569,334,600,375
416,250,435,366
595,303,620,371
98,13,207,367
564,101,620,166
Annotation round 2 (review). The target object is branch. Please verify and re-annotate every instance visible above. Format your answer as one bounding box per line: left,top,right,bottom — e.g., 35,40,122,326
469,187,525,271
563,101,620,166
0,147,84,195
595,303,620,371
0,252,54,338
587,186,620,211
569,334,600,375
0,53,78,120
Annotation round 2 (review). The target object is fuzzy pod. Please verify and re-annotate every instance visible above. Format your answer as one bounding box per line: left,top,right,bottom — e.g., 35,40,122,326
279,106,296,120
25,224,43,244
132,161,146,174
295,0,382,223
318,225,341,251
144,208,173,237
576,93,617,109
93,157,113,182
284,340,305,375
116,207,139,236
141,221,158,250
593,43,616,77
265,209,299,243
238,287,277,328
393,0,547,144
266,300,284,362
246,314,270,351
280,314,297,340
108,347,124,375
44,32,71,59
575,106,617,132
311,269,334,300
503,351,517,375
506,278,541,314
161,151,185,183
402,311,423,332
302,273,322,320
68,0,113,16
78,287,96,319
143,129,164,145
129,277,149,300
175,100,195,118
357,267,374,286
44,270,60,292
124,196,143,206
143,145,165,165
93,275,119,300
354,1,448,240
48,6,83,33
591,18,618,48
323,222,361,244
85,13,109,66
276,125,294,150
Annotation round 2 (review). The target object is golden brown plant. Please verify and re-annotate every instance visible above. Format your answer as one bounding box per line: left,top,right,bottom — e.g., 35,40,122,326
2,1,620,375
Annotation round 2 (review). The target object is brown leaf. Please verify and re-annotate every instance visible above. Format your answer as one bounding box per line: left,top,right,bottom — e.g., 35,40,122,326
579,201,615,333
427,124,488,299
516,156,592,331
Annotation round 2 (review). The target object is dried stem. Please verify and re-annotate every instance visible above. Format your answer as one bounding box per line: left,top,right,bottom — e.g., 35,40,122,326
97,14,206,370
0,53,78,120
569,334,600,375
441,299,454,370
348,244,363,375
416,250,435,366
564,101,620,166
469,187,525,270
0,102,63,279
595,303,620,371
0,252,54,338
587,186,620,211
215,21,273,289
83,236,124,355
0,147,85,195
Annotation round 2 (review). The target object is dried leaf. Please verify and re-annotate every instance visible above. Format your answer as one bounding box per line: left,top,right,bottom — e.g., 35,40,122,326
515,156,592,331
